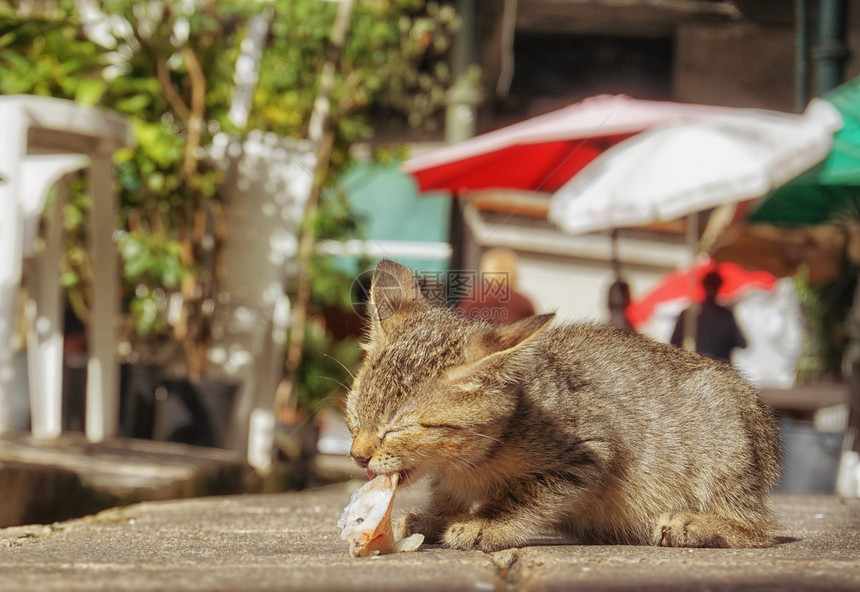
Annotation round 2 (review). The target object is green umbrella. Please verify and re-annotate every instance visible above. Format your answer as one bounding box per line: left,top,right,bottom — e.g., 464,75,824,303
749,76,860,226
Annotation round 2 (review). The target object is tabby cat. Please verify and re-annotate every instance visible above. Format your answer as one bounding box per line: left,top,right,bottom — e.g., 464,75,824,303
344,260,781,552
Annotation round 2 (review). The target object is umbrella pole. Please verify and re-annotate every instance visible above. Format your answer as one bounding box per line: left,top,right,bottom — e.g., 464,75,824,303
610,228,621,280
683,214,698,352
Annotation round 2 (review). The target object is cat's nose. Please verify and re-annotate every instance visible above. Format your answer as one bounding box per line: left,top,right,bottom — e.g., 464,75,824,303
351,432,375,468
351,454,371,468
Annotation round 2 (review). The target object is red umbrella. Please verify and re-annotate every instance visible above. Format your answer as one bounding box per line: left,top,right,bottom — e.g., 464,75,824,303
626,259,778,329
402,94,732,194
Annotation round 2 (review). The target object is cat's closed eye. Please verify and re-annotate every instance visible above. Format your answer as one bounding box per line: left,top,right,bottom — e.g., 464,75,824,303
379,426,408,440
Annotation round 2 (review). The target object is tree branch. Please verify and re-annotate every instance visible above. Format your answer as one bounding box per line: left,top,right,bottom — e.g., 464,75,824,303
276,0,356,420
156,58,191,123
180,44,206,180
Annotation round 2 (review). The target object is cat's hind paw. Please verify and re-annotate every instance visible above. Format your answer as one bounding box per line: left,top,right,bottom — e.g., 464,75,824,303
654,511,769,548
655,511,725,548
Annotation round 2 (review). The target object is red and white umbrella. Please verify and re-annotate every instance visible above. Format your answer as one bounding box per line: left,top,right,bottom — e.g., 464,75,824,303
401,95,731,195
549,99,841,234
626,258,778,329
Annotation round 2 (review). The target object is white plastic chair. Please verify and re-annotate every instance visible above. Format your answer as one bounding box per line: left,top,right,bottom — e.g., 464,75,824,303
0,95,131,442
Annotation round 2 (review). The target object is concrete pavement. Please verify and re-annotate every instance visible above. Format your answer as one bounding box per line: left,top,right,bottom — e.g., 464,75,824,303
0,481,858,591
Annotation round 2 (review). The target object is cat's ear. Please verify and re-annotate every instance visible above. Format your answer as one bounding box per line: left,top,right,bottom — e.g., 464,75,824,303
368,259,426,333
446,313,555,387
466,313,555,363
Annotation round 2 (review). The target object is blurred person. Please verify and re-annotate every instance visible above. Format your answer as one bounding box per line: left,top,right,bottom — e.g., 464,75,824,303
671,270,747,363
456,247,536,325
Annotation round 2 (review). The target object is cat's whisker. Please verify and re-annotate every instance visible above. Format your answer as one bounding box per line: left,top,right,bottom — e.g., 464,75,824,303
314,349,357,381
309,392,346,414
317,375,352,393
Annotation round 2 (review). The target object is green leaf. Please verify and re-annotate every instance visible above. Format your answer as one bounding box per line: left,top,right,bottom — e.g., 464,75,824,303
59,271,79,288
0,48,32,70
114,93,151,113
112,147,136,164
74,78,107,105
160,259,182,288
118,235,144,261
62,203,85,231
146,172,165,193
123,254,154,281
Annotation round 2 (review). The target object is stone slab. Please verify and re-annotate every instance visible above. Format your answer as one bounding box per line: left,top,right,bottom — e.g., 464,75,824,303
510,495,860,591
0,481,857,592
0,434,255,527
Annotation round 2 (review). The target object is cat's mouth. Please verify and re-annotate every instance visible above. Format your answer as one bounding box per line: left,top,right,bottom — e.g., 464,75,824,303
368,468,415,486
396,467,416,486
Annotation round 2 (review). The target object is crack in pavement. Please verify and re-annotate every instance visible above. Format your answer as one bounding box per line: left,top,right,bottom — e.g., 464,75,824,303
489,548,521,591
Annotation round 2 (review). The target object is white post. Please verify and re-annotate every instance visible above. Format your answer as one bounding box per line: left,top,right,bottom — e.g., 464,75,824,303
0,106,26,435
26,179,72,439
85,155,120,441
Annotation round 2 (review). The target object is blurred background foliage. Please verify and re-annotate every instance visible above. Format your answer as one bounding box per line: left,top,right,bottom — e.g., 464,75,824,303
0,0,458,413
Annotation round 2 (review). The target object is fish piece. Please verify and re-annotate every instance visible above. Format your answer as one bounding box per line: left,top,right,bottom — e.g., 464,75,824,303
338,473,424,557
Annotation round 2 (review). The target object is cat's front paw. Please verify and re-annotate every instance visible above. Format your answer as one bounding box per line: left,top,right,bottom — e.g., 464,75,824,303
394,511,444,543
442,519,520,553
